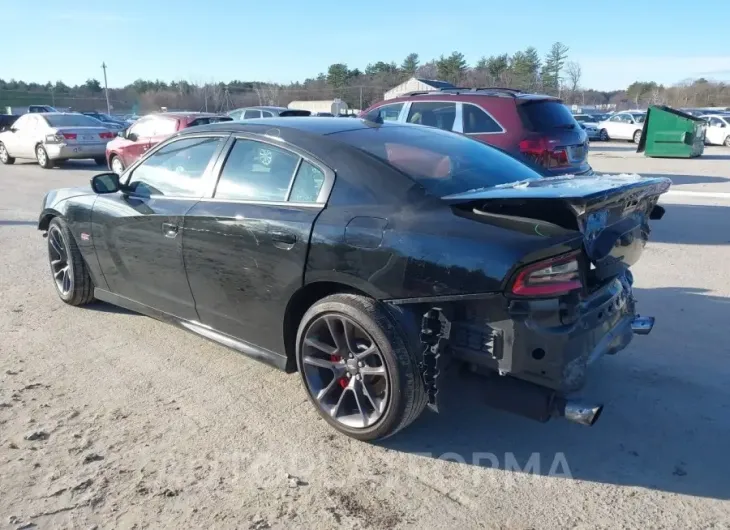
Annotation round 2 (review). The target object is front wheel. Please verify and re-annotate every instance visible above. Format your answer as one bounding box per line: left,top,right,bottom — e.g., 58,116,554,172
0,142,14,164
632,130,642,144
110,155,124,175
724,136,730,147
36,145,54,169
47,218,95,306
599,129,609,141
296,294,426,441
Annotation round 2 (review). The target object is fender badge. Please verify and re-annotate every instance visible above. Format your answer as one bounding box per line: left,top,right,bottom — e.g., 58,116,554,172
80,232,90,241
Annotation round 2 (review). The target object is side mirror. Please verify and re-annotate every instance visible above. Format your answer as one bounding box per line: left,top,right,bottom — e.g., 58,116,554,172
127,132,138,142
9,127,17,133
91,173,121,194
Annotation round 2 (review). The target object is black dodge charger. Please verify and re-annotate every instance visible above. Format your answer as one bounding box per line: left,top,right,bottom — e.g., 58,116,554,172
38,118,670,440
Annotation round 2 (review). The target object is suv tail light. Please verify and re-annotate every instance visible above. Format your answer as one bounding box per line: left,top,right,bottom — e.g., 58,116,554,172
510,252,582,297
519,137,569,168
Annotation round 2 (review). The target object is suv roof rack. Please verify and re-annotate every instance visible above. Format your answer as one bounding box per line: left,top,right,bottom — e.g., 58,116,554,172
400,87,526,98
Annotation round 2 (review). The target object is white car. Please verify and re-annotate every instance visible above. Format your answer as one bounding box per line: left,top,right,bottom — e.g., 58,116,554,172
0,113,115,169
598,111,647,143
573,114,601,140
701,114,730,147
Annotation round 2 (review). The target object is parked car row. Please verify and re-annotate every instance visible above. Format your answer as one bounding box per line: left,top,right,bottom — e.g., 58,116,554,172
700,113,730,146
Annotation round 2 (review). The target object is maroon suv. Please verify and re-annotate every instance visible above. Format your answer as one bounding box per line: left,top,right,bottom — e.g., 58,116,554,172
106,112,232,174
361,88,590,176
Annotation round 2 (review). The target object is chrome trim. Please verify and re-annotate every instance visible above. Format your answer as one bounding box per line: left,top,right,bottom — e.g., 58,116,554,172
285,158,304,201
561,401,603,427
196,197,324,209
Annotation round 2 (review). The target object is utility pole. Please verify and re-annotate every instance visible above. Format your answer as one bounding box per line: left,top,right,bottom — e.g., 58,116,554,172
101,62,111,114
359,86,363,112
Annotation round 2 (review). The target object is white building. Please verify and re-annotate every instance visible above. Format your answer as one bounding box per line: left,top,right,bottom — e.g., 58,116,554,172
383,77,455,100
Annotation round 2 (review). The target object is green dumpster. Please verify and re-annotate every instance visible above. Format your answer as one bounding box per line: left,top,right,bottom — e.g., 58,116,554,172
637,105,706,158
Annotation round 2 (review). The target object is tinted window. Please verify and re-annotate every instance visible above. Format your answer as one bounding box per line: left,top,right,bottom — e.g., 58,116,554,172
243,110,262,119
364,103,403,122
188,116,233,127
407,102,456,131
517,101,576,131
43,114,102,127
127,137,223,197
261,110,274,117
215,139,299,201
463,104,503,133
332,126,541,197
632,113,646,124
289,161,326,203
279,110,311,117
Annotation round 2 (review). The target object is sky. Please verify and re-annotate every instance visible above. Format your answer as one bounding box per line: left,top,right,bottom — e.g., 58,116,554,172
4,0,730,91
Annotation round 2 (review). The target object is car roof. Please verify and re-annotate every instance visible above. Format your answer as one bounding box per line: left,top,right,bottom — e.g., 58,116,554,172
181,116,396,136
384,87,559,104
147,111,223,119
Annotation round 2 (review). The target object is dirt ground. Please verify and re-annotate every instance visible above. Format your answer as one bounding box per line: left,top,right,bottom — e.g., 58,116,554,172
1,145,729,529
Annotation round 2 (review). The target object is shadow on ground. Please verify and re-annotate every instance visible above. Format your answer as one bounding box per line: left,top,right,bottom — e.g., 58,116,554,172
382,286,730,500
13,160,105,172
84,301,138,315
0,220,36,226
648,202,730,245
590,143,636,152
700,154,730,160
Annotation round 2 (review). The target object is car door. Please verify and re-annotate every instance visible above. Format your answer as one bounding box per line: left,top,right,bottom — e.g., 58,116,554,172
182,134,333,355
605,114,626,139
92,133,229,319
1,114,31,157
118,117,155,166
147,116,179,149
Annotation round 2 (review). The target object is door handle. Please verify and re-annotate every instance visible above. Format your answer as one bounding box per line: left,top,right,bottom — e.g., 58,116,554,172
162,222,179,238
270,231,296,245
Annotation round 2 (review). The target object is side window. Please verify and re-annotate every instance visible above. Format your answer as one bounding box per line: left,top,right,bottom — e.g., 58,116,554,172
463,104,503,134
364,103,404,122
128,118,155,138
289,161,326,203
261,110,274,117
243,110,262,119
214,139,299,201
229,110,244,120
710,118,721,127
609,115,623,122
407,102,456,131
126,136,223,197
12,115,30,130
153,118,178,136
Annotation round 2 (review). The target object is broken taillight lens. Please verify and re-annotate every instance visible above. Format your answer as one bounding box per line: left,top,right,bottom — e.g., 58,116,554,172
510,252,582,297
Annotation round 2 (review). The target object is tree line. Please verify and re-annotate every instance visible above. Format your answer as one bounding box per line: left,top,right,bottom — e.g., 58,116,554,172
1,42,729,113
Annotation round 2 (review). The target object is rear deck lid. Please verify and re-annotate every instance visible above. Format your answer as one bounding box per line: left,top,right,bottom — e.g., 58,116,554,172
444,174,671,276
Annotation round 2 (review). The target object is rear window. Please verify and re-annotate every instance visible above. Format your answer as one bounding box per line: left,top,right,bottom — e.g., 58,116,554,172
332,125,541,197
188,116,233,127
279,110,311,117
518,101,576,131
43,114,102,127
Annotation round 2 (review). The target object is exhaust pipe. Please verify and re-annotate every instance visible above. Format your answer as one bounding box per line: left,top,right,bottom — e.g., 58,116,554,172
631,316,655,335
559,400,604,427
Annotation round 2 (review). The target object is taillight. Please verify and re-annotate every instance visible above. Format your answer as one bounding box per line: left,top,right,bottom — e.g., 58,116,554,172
62,132,77,140
519,137,569,168
99,132,114,139
510,252,582,297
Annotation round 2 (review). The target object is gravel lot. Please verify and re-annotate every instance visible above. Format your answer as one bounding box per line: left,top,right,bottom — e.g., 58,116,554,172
1,143,730,529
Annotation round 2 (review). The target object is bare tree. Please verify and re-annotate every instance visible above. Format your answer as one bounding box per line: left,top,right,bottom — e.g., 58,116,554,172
565,61,582,103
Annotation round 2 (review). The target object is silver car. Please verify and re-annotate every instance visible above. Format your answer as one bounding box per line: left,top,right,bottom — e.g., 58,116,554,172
0,113,115,169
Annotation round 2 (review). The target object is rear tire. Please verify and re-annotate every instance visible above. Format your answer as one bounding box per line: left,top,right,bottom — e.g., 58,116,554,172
632,130,642,143
296,293,426,441
724,136,730,147
36,145,54,169
94,157,106,166
0,142,14,164
110,155,124,174
47,218,95,306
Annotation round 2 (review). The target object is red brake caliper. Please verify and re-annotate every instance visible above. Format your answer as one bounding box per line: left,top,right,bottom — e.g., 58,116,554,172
330,354,348,388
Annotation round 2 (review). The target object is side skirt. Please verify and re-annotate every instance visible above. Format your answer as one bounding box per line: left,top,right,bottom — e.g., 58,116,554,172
93,288,288,371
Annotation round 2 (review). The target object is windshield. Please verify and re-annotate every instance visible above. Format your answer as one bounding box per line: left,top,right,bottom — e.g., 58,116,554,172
632,113,646,123
44,114,103,128
332,125,542,197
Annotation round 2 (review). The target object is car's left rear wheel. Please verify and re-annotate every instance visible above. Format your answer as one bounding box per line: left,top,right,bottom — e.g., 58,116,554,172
632,130,642,144
296,293,426,441
47,218,95,306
